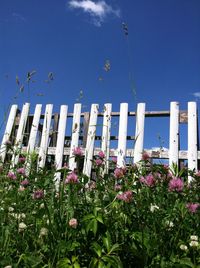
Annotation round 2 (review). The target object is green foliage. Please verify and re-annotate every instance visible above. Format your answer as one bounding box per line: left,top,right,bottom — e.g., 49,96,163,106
0,150,200,267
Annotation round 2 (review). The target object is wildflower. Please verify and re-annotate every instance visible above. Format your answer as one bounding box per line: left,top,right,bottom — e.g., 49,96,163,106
18,222,27,232
180,244,188,251
186,203,200,213
20,179,29,186
10,213,26,220
40,203,45,209
18,186,25,192
112,157,117,164
168,177,184,192
142,152,150,161
7,171,16,180
98,151,105,159
72,147,83,156
4,266,12,268
114,168,125,179
69,218,78,228
150,204,159,212
117,190,133,203
65,172,79,184
17,167,26,176
165,220,174,228
189,241,199,247
33,189,44,200
19,157,26,163
39,227,48,237
95,159,103,166
114,184,122,191
140,174,155,187
190,235,198,241
8,207,14,212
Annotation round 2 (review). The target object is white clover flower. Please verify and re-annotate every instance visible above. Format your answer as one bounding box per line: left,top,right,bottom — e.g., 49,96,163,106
189,241,199,247
150,204,159,212
18,222,27,232
40,203,45,209
180,244,188,251
0,207,4,211
8,207,14,212
165,220,174,228
4,266,12,268
39,227,48,237
190,235,198,241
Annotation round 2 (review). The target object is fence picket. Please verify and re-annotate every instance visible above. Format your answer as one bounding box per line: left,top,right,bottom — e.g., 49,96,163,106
101,103,112,173
27,104,42,153
188,102,198,182
38,104,53,169
83,104,99,177
117,103,128,167
68,103,82,171
134,103,146,163
12,103,30,165
54,105,68,184
0,105,18,163
169,102,179,167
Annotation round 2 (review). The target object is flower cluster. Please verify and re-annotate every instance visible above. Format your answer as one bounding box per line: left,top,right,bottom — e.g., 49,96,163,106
168,177,184,192
65,172,79,184
33,190,44,200
72,147,83,157
186,203,200,213
7,171,16,180
139,174,155,187
117,190,133,203
114,167,126,179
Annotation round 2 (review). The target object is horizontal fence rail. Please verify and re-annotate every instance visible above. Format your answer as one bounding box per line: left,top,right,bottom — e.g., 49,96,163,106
0,102,199,180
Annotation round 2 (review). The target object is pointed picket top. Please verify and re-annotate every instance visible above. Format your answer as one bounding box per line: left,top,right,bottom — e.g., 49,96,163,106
12,103,30,165
38,104,53,169
0,104,18,163
68,103,82,171
27,104,42,153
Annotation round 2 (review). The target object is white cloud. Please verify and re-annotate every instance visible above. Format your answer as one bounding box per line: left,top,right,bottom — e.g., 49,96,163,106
192,92,200,98
12,12,26,22
68,0,120,26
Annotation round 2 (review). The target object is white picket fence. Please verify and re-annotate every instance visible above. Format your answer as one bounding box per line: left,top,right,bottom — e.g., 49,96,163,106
0,102,199,181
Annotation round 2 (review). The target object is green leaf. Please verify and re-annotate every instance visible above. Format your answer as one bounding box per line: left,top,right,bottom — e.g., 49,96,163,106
83,214,95,221
73,262,81,268
86,219,98,235
98,260,105,268
96,215,104,224
89,258,99,268
179,258,195,268
103,232,111,252
102,256,123,268
57,258,71,268
92,242,102,257
109,243,120,254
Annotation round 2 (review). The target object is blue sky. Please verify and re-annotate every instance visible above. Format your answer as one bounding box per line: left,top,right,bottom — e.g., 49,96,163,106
0,0,200,150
